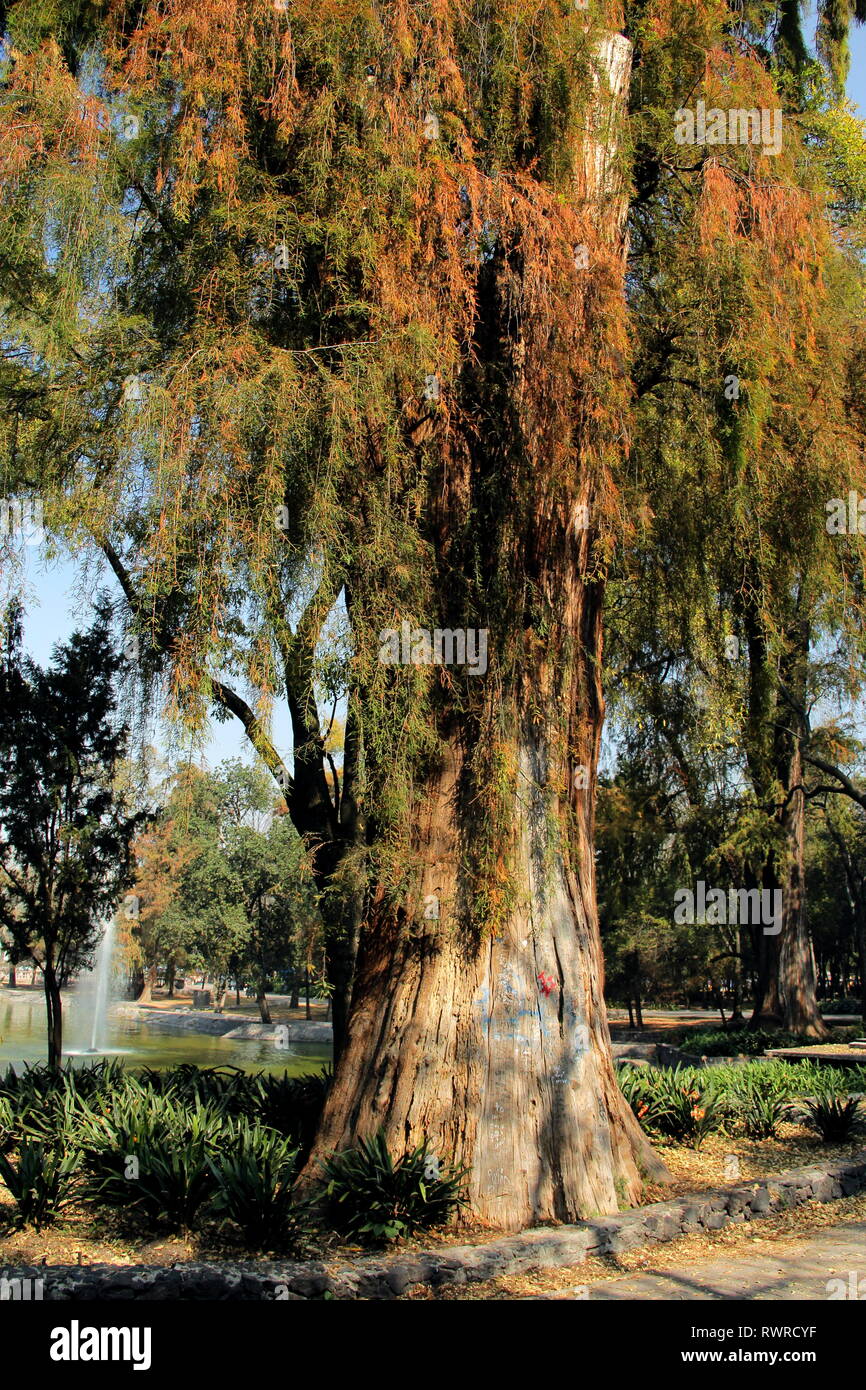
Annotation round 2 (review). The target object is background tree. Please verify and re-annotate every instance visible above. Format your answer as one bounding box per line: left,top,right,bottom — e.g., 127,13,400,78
129,768,203,1001
606,0,866,1035
0,602,144,1066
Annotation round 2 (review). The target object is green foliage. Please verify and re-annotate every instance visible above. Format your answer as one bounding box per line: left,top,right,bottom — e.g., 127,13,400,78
0,1140,81,1229
75,1086,220,1229
85,1135,214,1231
628,1066,724,1147
798,1092,862,1142
256,1069,333,1155
617,1062,654,1119
679,1028,823,1056
0,1061,330,1236
132,761,323,1005
207,1119,306,1251
618,1057,866,1144
318,1130,468,1245
729,1075,792,1139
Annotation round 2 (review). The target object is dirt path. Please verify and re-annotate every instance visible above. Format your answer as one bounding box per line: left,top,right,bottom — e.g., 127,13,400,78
543,1221,866,1299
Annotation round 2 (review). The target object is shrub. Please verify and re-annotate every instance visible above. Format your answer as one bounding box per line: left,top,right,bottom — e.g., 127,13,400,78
257,1069,332,1154
616,1063,656,1124
730,1076,791,1138
318,1130,468,1244
650,1078,724,1147
84,1135,214,1230
207,1120,307,1250
798,1093,862,1143
0,1140,81,1229
619,1066,724,1145
77,1089,222,1230
679,1028,815,1057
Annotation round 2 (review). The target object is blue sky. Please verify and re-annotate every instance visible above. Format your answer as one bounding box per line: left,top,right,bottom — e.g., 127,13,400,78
11,20,866,772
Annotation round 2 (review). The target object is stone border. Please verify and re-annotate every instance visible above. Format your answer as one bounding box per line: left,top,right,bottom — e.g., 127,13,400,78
112,1004,332,1042
2,1152,864,1301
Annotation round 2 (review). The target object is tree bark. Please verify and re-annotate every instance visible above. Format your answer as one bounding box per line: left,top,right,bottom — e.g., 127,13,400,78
307,714,666,1228
300,29,670,1231
43,962,63,1071
257,982,272,1024
136,964,156,1004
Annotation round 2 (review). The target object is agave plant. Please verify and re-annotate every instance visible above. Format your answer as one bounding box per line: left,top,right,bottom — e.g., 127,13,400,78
798,1092,862,1143
207,1119,307,1249
731,1075,792,1139
318,1129,468,1245
640,1068,724,1147
0,1140,81,1230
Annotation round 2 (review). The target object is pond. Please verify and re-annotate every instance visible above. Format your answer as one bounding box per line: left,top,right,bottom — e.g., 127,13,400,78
0,993,332,1077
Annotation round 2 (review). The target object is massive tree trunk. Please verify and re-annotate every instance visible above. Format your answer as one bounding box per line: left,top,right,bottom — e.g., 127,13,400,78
306,28,670,1232
311,712,666,1227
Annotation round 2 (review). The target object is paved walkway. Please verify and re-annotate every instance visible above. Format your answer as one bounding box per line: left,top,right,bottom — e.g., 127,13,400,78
548,1222,866,1299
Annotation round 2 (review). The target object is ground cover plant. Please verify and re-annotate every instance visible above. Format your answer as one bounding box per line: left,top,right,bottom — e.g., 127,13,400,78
673,1027,863,1057
0,1062,466,1250
617,1060,866,1149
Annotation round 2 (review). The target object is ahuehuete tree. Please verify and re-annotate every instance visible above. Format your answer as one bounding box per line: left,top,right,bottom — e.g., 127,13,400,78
0,602,144,1067
1,0,854,1222
607,0,866,1036
0,0,666,1226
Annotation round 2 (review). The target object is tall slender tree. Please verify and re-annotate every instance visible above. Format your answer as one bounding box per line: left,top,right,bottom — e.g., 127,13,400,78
0,603,144,1066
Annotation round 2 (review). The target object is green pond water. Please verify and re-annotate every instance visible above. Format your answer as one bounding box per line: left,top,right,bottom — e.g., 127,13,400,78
0,995,332,1076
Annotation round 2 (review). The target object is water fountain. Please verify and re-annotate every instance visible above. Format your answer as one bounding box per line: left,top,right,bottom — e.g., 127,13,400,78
68,917,119,1056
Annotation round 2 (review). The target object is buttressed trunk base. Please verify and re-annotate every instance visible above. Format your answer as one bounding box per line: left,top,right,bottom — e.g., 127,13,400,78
309,723,666,1231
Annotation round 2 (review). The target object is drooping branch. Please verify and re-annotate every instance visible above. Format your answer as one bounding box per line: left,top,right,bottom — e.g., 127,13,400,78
100,536,294,798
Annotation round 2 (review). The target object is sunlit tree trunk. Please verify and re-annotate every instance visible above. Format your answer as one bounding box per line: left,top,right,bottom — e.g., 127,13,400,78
307,32,669,1228
136,964,157,1005
257,981,272,1025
